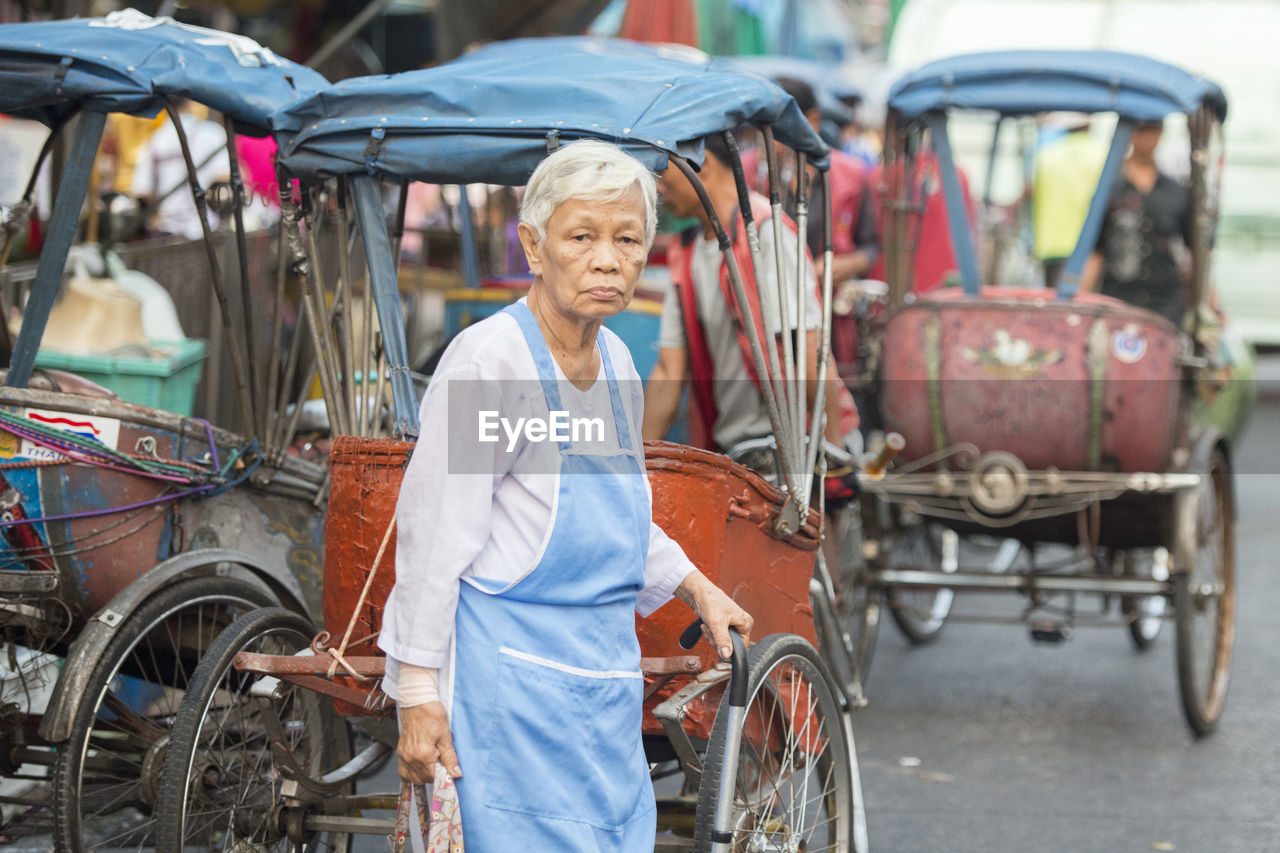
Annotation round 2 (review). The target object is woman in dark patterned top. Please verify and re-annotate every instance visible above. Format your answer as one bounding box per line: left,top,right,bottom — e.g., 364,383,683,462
1081,120,1192,327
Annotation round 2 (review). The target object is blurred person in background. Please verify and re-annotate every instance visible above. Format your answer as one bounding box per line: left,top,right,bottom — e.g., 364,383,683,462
774,77,879,289
102,113,167,196
1081,120,1192,327
130,99,229,240
1033,112,1107,287
836,91,881,169
643,133,852,454
772,77,879,381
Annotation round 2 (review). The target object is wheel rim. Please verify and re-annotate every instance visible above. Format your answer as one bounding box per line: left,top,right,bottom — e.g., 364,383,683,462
66,590,263,850
832,505,877,685
1122,549,1168,646
885,525,954,639
1186,463,1235,722
726,654,851,851
174,624,341,851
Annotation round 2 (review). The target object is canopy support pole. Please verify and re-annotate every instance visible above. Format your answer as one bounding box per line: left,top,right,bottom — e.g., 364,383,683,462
802,170,835,512
351,174,420,436
1187,106,1213,334
6,110,105,388
982,117,1003,209
223,116,263,437
671,155,798,499
761,125,797,458
458,187,481,289
1057,118,1134,300
166,102,257,434
793,152,809,482
723,131,791,475
925,112,980,296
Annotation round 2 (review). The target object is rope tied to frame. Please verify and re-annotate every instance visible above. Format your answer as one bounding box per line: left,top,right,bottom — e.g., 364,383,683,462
0,411,264,528
0,409,219,484
277,171,312,278
325,512,397,679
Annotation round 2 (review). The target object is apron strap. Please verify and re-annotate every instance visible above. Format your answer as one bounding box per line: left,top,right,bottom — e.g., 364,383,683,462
503,301,572,453
503,301,565,412
596,335,635,451
504,300,635,453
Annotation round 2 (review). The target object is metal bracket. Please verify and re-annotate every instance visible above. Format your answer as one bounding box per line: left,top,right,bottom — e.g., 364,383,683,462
0,570,57,594
363,127,386,173
773,494,802,537
52,57,72,95
95,609,124,628
651,667,730,789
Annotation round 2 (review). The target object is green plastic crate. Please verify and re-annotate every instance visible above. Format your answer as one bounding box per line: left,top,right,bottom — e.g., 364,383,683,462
33,338,208,415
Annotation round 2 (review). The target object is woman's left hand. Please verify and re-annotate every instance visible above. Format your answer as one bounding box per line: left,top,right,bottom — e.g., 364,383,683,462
675,570,753,661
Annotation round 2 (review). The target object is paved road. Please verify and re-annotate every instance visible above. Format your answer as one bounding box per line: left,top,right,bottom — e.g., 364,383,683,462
851,367,1280,853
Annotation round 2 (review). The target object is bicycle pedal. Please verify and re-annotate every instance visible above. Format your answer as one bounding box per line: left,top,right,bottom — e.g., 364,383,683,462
1029,620,1071,644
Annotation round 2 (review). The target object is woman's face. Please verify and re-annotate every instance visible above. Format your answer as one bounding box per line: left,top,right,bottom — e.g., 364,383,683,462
1131,124,1164,159
520,188,648,323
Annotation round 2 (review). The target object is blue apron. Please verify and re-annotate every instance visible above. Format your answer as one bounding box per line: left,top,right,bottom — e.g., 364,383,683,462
449,301,655,851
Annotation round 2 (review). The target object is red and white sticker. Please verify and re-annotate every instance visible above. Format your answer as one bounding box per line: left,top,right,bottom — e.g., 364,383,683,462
12,409,121,462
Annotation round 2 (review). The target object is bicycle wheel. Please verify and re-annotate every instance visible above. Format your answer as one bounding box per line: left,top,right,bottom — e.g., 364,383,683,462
885,523,954,644
1172,450,1236,736
694,633,866,853
155,607,353,852
830,502,879,687
51,575,275,852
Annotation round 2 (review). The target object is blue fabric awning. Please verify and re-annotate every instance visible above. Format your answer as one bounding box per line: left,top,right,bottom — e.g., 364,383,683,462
273,36,830,185
0,9,328,134
889,50,1227,122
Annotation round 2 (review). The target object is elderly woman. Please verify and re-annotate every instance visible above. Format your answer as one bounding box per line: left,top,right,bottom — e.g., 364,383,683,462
379,139,753,851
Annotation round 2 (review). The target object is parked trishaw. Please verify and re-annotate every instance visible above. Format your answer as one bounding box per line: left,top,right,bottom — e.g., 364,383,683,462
149,36,871,852
0,11,333,847
849,50,1242,735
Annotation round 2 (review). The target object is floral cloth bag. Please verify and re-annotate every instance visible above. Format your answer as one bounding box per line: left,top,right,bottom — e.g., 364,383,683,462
393,769,463,853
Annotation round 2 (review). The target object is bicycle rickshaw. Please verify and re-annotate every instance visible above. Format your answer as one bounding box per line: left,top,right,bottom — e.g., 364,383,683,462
151,36,870,852
847,50,1241,735
0,11,337,848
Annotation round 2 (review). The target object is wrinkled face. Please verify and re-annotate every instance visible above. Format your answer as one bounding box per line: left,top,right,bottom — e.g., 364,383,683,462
656,162,703,221
1131,124,1164,159
520,189,648,322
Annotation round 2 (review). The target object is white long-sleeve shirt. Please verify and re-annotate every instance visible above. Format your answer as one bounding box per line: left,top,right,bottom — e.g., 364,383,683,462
378,302,696,699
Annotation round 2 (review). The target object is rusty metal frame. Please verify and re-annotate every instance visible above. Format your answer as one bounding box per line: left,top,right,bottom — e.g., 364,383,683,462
651,667,731,790
866,465,1200,528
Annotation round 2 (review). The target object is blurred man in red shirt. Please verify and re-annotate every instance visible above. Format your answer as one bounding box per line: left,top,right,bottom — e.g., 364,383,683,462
774,77,880,287
866,153,976,293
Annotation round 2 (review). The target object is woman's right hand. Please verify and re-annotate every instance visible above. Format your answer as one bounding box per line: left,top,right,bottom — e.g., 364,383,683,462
397,702,463,784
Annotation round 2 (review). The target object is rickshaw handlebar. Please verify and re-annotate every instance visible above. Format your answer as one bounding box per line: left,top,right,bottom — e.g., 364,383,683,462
679,619,748,708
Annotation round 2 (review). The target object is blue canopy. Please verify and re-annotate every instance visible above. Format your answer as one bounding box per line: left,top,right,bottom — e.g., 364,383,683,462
889,50,1227,122
0,9,327,134
273,36,830,185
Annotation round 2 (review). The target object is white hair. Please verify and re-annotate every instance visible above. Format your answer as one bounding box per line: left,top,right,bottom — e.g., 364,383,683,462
520,139,657,247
